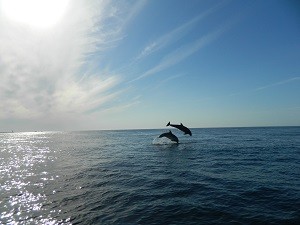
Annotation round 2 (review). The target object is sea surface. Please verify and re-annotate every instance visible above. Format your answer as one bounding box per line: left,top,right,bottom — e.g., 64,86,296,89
0,127,299,224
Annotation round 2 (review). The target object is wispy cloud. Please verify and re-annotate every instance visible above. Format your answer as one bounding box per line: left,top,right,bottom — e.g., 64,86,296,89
226,76,300,98
0,0,144,122
154,74,184,89
136,1,227,60
88,0,147,53
254,77,300,91
130,24,229,82
100,96,141,114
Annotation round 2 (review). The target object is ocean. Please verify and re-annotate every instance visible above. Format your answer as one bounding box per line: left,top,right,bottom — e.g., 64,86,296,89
0,127,299,224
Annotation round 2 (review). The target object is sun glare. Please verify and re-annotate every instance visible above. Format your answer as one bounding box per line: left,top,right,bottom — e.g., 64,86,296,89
1,0,69,29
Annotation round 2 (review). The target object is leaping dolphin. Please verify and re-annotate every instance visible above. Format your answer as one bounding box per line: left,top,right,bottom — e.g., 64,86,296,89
166,122,192,136
159,130,179,143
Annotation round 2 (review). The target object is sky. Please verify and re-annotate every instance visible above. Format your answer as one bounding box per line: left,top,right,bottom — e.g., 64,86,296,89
0,0,299,131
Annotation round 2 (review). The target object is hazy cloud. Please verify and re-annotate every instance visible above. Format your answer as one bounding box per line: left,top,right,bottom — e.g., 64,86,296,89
0,0,144,121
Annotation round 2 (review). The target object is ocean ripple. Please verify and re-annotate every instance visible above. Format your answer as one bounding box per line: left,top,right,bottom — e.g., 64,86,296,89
1,128,299,224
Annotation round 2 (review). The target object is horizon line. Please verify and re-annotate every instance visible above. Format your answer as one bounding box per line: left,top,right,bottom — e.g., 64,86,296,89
2,125,300,133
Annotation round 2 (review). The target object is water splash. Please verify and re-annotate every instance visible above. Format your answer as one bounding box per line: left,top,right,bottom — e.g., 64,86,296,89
152,137,178,145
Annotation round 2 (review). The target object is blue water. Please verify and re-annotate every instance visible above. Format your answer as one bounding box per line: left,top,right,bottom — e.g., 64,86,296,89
1,127,299,224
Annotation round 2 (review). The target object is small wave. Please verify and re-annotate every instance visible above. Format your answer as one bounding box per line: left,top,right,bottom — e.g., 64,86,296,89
245,138,262,142
178,140,199,144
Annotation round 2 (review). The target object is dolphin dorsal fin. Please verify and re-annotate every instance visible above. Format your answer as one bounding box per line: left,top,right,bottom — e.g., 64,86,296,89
180,123,183,125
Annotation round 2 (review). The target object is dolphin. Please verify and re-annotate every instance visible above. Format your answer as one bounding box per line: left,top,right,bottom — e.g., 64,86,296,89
166,122,192,136
159,130,179,143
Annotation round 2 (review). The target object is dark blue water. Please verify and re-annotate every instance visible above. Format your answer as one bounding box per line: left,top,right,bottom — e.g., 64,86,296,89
1,127,299,224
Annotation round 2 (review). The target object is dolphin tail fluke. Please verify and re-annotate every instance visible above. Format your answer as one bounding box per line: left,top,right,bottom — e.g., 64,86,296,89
166,122,170,126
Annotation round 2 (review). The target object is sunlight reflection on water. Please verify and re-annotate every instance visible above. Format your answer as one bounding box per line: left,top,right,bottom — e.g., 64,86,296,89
0,132,70,224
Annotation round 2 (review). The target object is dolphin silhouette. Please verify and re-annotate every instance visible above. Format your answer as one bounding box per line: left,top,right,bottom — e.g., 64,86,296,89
159,130,179,143
166,122,192,136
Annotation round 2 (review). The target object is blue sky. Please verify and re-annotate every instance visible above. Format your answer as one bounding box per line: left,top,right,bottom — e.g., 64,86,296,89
0,0,299,131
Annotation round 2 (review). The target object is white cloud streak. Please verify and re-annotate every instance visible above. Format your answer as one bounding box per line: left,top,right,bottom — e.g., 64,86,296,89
0,0,144,122
136,1,227,60
154,74,184,89
227,76,300,98
130,25,228,82
254,77,300,91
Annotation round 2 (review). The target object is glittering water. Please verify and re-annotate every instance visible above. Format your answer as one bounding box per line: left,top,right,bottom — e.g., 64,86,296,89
1,127,299,224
